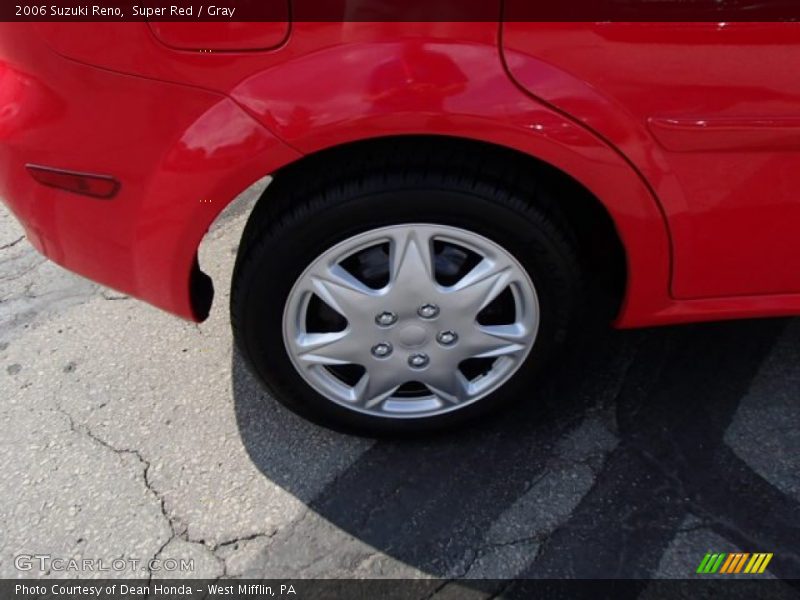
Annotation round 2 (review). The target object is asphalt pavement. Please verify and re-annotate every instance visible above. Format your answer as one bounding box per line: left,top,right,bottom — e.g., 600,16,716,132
1,184,799,592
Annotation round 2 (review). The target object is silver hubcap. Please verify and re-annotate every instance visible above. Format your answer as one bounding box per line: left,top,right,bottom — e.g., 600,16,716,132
283,224,540,419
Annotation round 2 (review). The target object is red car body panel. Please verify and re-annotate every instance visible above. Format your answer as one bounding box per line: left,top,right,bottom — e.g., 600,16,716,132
504,20,800,300
0,25,301,319
149,22,291,52
1,21,800,327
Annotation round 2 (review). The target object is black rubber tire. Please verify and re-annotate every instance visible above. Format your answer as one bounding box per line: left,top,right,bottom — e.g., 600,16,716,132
231,141,582,437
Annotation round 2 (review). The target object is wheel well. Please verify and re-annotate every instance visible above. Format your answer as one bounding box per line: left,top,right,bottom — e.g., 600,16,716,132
238,135,627,318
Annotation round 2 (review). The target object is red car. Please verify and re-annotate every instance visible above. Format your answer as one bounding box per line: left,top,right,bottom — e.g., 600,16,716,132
2,19,800,434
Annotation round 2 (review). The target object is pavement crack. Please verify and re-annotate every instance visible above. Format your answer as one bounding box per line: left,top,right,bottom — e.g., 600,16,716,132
461,534,543,577
145,534,178,592
53,404,209,583
56,404,145,463
0,258,45,282
212,531,276,552
209,530,278,579
0,235,24,250
101,291,130,301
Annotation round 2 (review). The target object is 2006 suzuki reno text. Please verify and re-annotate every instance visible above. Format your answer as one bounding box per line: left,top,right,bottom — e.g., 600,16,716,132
3,18,800,435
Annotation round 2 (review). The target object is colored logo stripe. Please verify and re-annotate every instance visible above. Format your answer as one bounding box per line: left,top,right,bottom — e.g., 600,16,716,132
719,553,749,573
697,553,725,573
745,553,773,574
697,552,773,574
719,554,736,573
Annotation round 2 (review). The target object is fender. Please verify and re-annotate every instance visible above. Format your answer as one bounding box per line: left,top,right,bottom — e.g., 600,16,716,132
228,38,673,327
502,22,800,309
131,98,300,319
500,24,692,285
0,29,301,321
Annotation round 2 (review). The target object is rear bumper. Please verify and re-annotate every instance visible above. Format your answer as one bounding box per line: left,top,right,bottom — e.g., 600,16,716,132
0,25,299,320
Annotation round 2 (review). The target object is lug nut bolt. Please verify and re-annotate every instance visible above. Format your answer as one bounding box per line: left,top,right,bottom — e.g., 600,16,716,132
437,330,458,346
375,311,398,327
417,303,440,319
408,353,430,369
371,343,393,358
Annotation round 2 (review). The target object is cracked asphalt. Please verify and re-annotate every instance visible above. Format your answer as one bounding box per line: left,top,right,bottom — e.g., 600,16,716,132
1,183,799,590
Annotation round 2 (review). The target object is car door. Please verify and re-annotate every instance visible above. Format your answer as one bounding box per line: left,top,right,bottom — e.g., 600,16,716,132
502,20,800,299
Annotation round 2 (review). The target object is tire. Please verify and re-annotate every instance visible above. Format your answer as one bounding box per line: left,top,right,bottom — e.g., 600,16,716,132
231,141,581,436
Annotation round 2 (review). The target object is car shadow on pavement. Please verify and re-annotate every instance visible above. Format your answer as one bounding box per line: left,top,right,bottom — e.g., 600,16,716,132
231,315,800,585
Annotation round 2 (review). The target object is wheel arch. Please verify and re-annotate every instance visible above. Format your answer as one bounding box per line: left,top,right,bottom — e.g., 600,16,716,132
188,37,673,326
242,135,624,306
215,126,669,328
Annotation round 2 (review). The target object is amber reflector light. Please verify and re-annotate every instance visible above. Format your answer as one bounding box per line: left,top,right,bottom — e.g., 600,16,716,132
26,164,120,199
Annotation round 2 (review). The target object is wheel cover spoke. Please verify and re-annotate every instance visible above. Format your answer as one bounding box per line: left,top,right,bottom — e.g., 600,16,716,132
357,368,404,408
422,367,470,404
282,224,540,419
390,229,435,285
308,264,379,321
463,324,528,359
448,258,514,313
292,331,360,365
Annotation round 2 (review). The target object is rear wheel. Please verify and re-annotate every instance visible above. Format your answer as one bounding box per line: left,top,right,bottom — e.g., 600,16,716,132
231,149,581,435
